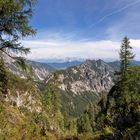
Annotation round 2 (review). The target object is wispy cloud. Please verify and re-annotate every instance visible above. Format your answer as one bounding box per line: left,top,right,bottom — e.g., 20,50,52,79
89,0,140,28
106,5,140,40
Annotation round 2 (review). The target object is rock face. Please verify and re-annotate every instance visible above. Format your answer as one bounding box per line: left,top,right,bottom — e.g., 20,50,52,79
4,71,43,113
6,90,42,112
3,57,117,117
46,59,115,116
6,59,55,80
27,60,55,80
50,59,115,95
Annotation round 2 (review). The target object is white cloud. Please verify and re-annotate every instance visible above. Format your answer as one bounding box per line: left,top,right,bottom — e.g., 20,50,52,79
22,38,140,61
23,40,61,47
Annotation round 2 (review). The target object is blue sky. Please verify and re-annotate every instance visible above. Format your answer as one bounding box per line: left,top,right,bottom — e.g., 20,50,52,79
24,0,140,61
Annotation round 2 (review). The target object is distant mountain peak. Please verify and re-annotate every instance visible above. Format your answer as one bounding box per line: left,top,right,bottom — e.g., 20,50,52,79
45,59,115,116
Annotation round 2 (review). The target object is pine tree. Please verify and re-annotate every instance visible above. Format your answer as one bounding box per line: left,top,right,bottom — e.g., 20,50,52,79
0,0,36,97
0,0,36,68
43,82,64,133
119,36,134,81
77,112,92,133
96,37,140,139
66,119,77,135
0,58,8,97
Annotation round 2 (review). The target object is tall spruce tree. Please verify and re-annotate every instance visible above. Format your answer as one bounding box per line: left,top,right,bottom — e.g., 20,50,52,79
77,113,92,134
0,58,8,97
96,37,140,139
43,80,64,134
0,0,36,95
0,0,36,65
119,36,134,81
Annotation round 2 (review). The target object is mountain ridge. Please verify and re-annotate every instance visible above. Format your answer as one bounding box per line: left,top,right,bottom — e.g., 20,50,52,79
45,59,115,116
6,57,140,82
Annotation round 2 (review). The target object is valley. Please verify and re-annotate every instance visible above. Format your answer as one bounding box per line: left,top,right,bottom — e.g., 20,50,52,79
0,1,140,138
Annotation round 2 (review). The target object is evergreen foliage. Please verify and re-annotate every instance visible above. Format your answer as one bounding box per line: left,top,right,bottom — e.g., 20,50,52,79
119,36,134,81
0,0,36,68
0,0,36,98
0,2,140,138
95,37,140,139
0,58,8,97
43,82,64,135
77,113,92,133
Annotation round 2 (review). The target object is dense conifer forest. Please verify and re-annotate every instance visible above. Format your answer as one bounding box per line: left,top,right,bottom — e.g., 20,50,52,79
0,0,140,139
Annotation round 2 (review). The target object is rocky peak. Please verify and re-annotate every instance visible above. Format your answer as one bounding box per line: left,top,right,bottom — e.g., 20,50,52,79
47,59,115,95
45,59,116,116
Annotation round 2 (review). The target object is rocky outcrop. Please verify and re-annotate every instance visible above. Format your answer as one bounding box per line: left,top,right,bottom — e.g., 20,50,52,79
5,58,55,80
6,90,42,112
45,59,115,116
48,59,115,95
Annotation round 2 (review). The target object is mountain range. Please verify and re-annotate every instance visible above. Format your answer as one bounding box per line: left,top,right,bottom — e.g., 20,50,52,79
6,58,140,116
47,60,84,70
45,59,115,116
7,58,139,81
